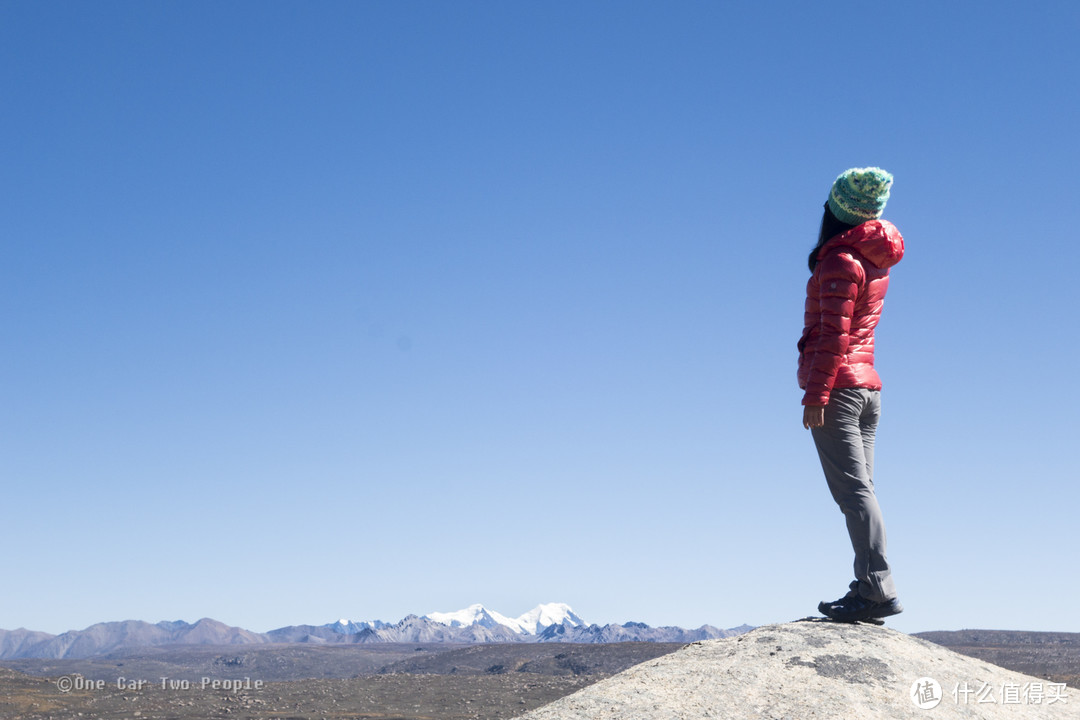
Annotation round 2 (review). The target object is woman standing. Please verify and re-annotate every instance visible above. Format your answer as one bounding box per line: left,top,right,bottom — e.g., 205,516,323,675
798,167,905,623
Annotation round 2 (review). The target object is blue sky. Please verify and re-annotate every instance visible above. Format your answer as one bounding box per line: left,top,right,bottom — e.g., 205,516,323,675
2,0,1078,637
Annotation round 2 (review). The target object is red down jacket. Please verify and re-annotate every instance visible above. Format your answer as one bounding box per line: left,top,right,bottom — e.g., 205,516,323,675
798,219,904,406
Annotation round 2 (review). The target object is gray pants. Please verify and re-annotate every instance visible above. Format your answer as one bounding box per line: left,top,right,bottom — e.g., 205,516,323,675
811,387,898,603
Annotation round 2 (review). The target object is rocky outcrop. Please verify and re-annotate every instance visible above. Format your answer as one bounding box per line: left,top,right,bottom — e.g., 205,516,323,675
515,619,1075,719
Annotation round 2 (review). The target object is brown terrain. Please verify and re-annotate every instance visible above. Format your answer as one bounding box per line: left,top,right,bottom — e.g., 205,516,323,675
913,629,1080,688
0,630,1075,719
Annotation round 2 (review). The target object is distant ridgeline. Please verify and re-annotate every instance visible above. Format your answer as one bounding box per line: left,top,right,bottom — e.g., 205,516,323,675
0,603,753,659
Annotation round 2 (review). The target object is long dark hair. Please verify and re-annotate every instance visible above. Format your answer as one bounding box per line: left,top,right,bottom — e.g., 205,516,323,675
808,202,857,272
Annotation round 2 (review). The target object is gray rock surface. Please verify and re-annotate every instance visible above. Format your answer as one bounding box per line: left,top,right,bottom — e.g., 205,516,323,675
514,619,1075,719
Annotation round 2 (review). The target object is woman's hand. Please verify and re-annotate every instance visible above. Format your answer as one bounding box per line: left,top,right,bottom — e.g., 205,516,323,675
803,405,825,429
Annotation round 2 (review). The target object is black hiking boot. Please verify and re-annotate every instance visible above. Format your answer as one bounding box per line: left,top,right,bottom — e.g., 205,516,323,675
817,580,860,616
822,593,904,624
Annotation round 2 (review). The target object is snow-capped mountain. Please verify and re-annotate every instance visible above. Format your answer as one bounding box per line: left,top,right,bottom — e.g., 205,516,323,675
424,603,584,635
323,618,390,635
512,602,586,634
424,603,520,631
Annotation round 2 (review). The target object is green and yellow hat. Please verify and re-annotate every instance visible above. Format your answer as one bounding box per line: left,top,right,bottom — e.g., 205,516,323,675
828,167,893,225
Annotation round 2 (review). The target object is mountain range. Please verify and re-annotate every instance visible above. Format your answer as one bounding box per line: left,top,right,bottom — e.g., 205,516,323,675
0,603,752,659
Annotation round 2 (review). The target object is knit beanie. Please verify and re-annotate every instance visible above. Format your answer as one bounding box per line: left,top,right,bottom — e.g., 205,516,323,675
827,167,893,225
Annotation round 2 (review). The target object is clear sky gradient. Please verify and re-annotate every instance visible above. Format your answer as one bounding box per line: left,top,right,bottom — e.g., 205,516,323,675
2,1,1078,636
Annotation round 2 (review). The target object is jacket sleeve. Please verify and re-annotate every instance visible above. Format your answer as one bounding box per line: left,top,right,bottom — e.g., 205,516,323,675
801,251,865,406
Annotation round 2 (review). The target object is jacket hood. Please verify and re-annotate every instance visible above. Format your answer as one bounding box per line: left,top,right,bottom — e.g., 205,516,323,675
818,219,904,269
